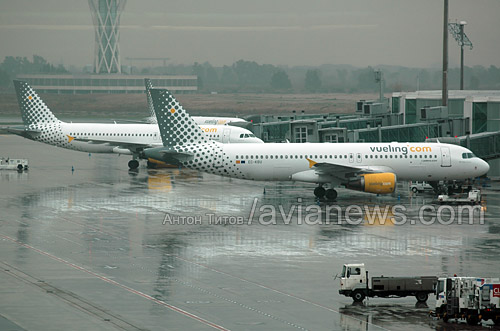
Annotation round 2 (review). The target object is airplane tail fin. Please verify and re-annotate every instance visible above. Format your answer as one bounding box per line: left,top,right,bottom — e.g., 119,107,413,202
144,78,157,123
13,80,60,127
150,88,210,147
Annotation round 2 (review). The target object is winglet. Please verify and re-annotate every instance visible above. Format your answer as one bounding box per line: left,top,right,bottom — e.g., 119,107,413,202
306,157,317,168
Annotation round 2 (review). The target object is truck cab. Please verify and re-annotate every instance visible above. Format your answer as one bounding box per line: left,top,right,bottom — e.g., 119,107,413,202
339,263,367,294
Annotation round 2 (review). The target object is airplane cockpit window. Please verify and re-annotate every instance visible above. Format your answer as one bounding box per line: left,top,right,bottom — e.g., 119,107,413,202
462,153,476,159
462,152,475,159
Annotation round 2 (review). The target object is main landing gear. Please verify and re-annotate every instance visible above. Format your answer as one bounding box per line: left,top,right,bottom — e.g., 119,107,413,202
314,185,337,200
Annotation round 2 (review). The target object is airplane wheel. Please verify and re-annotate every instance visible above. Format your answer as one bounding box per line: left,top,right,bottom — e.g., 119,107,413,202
314,186,326,198
128,160,139,170
325,189,337,200
466,314,479,325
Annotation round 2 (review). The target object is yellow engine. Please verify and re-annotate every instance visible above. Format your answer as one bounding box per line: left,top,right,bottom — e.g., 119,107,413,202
346,173,396,194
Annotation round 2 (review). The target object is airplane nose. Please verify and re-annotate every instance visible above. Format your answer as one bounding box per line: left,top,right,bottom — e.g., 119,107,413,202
479,160,490,176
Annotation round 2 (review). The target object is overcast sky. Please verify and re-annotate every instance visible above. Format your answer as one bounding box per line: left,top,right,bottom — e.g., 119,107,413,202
1,0,499,68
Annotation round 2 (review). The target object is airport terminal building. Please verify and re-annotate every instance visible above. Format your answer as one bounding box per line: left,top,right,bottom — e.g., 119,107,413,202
16,74,198,94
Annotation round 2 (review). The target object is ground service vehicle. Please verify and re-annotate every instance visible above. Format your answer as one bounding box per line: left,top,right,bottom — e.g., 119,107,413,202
433,277,500,325
0,157,28,171
410,181,434,193
338,263,437,303
437,189,481,205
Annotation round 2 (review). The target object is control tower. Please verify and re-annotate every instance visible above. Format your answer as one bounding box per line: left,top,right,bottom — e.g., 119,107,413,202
88,0,126,74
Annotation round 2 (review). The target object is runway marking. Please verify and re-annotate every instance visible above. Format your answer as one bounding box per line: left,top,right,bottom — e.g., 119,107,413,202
54,216,389,330
0,261,142,331
0,233,230,331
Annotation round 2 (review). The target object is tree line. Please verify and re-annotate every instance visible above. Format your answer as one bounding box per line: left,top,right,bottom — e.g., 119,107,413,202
0,55,68,87
1,55,499,93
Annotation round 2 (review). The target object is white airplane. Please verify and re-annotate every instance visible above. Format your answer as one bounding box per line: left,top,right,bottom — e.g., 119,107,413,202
7,80,263,169
143,88,490,199
144,78,248,127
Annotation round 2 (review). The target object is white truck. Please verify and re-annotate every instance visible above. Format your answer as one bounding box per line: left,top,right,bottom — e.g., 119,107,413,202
338,263,437,303
410,181,434,193
0,157,28,171
433,276,500,325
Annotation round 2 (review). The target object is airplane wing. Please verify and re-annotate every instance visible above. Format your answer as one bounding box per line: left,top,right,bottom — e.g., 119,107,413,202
72,137,158,153
312,162,395,180
291,158,395,183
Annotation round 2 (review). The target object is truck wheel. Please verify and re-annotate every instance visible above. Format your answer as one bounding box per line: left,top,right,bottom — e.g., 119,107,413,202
412,187,418,193
352,291,365,302
17,164,23,171
466,314,479,325
416,292,428,302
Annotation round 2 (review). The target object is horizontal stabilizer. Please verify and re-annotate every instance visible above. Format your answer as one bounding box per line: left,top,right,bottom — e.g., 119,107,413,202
3,126,42,137
158,149,194,162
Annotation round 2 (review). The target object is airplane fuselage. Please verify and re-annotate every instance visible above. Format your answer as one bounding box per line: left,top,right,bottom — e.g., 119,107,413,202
22,122,262,155
145,141,489,183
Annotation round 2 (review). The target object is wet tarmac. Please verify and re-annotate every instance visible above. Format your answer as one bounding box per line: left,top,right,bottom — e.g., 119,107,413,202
1,134,500,331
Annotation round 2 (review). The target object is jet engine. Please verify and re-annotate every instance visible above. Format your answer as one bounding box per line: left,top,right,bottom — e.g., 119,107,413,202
346,173,396,194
